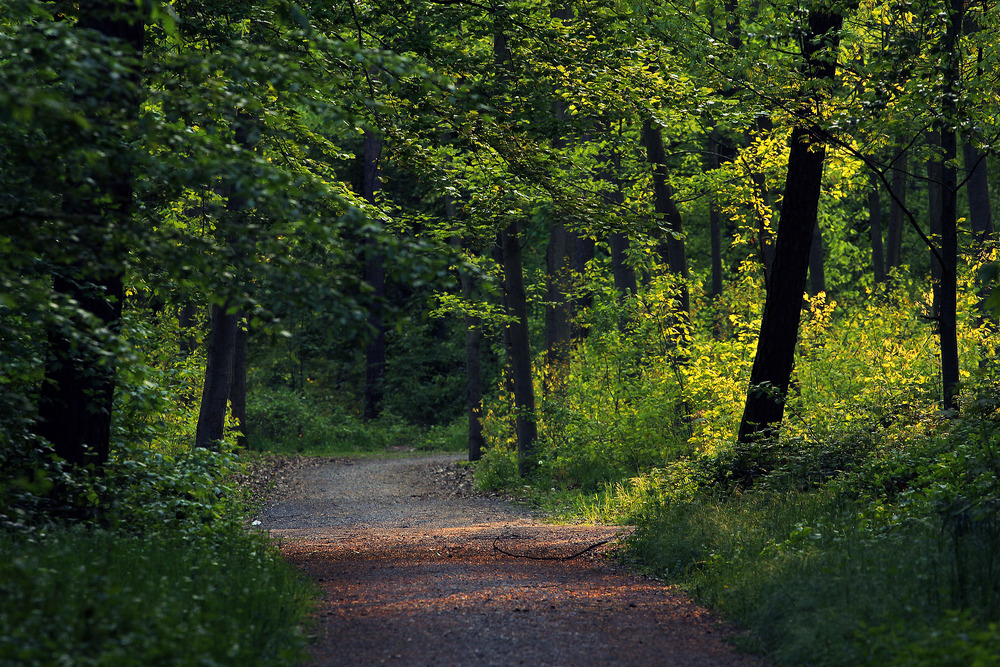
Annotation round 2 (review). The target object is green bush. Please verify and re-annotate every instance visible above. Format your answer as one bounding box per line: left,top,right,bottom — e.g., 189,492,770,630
474,445,521,492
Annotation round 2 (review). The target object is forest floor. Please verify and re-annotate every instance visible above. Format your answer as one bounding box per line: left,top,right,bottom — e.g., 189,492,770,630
250,454,765,666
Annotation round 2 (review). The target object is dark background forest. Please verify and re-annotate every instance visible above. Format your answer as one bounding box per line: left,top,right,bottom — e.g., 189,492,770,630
2,0,999,663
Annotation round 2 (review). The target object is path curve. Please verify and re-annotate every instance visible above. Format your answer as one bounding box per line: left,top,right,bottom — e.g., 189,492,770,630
258,454,762,666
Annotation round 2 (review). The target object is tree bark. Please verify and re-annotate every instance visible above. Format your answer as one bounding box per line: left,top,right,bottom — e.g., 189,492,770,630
461,268,485,462
543,3,578,384
178,304,199,357
738,8,844,444
927,131,943,318
196,303,239,448
544,221,575,386
500,222,539,476
936,0,962,411
642,119,690,317
195,114,254,447
572,235,595,340
963,141,994,242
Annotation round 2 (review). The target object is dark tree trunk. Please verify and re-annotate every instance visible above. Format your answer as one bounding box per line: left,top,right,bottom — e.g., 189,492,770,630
363,130,386,422
572,235,595,340
229,314,248,448
37,276,124,466
195,115,254,447
178,304,199,357
447,189,486,462
709,201,724,298
738,9,844,444
609,232,637,298
886,145,908,273
492,239,515,396
500,222,538,477
34,2,142,467
544,221,575,387
750,116,776,284
642,119,690,317
868,171,887,285
937,0,962,411
543,5,577,380
196,303,239,448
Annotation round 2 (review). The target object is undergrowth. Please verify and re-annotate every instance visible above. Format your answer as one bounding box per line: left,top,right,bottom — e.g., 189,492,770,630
0,313,314,666
246,385,467,455
474,270,1000,665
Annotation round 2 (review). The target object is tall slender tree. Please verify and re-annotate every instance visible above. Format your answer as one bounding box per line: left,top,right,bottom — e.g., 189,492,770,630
738,4,847,444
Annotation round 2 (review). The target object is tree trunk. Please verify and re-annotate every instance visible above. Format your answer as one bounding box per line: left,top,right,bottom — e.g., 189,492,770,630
642,119,690,317
501,222,539,477
927,131,943,318
37,275,124,466
738,9,844,444
868,171,887,285
34,2,142,467
937,0,962,411
196,303,239,448
572,235,595,340
543,3,578,383
609,232,637,298
178,304,199,357
461,268,485,462
195,114,254,447
544,221,575,389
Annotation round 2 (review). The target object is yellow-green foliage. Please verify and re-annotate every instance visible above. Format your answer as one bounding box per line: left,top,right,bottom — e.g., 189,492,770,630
114,308,207,454
477,261,996,504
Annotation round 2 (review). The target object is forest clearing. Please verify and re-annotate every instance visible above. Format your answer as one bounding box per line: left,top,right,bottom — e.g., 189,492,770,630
2,0,1000,664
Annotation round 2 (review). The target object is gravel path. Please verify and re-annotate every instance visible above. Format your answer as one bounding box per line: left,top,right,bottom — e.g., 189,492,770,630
256,454,763,666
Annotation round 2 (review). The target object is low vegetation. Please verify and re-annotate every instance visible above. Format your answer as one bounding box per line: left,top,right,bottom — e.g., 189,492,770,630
474,276,1000,665
0,437,314,666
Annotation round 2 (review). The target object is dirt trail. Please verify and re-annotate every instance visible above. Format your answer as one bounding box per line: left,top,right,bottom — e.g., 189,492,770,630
257,454,762,666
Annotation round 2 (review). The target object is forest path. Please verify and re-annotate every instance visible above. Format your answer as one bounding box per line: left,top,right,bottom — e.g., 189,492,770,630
256,454,763,666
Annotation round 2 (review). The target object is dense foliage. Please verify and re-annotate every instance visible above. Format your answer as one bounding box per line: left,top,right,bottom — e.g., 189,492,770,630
2,0,999,662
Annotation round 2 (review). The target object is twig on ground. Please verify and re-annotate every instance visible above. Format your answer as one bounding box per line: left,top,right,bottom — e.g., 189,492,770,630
493,535,612,561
